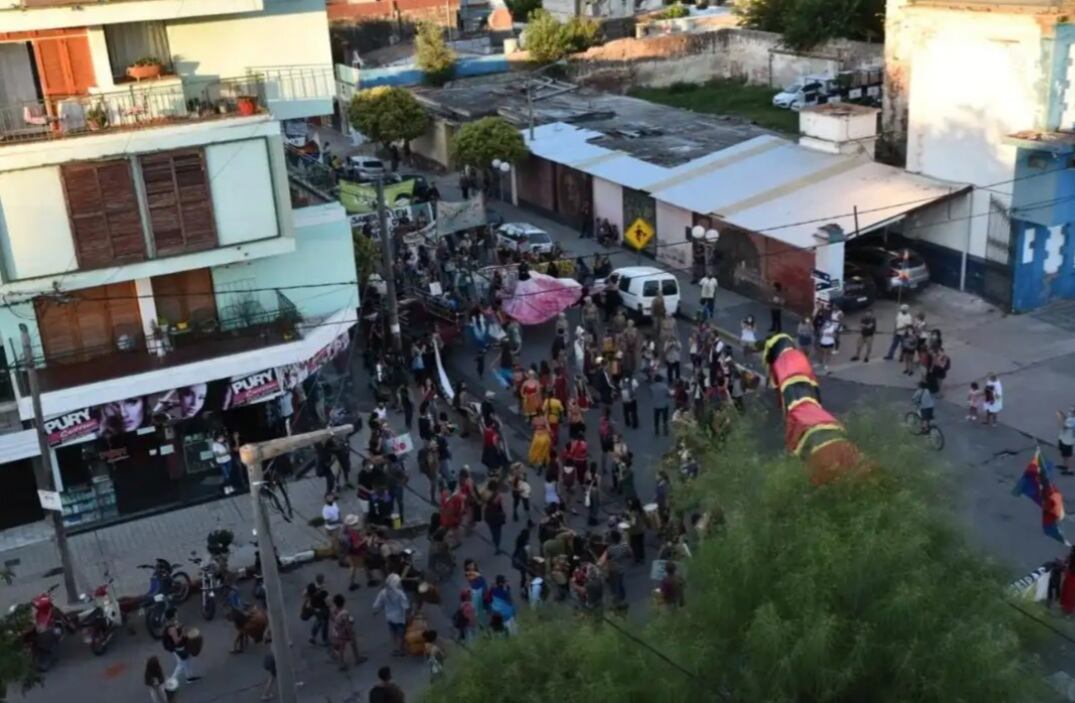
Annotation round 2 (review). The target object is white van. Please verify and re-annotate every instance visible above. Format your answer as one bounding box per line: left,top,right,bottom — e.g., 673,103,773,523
597,266,680,320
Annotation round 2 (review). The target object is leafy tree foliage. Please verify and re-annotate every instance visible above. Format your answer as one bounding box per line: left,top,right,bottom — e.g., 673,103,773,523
506,0,542,21
736,0,883,50
424,412,1042,703
451,117,528,169
415,21,456,86
347,87,431,148
524,10,600,64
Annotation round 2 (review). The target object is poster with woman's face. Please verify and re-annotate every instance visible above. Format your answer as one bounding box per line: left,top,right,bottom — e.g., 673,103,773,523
148,383,223,424
98,396,149,437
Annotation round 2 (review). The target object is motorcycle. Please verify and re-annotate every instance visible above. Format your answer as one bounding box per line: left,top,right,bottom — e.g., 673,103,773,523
75,573,123,655
14,584,76,671
138,558,192,639
191,551,230,622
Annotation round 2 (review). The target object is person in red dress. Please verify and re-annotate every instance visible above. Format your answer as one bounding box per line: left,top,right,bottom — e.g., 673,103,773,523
553,365,569,407
520,369,542,419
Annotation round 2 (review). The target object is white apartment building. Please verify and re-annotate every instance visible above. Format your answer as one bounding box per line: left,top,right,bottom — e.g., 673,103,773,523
0,0,358,534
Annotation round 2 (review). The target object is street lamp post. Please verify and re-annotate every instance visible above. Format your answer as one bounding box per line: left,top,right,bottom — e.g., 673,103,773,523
491,158,511,203
691,225,720,275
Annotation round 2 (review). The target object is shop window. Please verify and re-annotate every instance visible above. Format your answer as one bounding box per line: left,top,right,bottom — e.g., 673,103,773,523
140,149,218,256
61,160,147,269
104,22,171,80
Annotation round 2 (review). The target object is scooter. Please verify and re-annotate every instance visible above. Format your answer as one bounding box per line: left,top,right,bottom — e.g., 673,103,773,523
75,572,123,655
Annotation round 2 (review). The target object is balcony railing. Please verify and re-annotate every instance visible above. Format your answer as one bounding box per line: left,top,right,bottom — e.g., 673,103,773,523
0,65,334,147
285,144,338,207
14,295,303,395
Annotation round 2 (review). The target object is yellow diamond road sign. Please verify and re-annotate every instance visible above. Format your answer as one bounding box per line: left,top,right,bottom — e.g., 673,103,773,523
625,217,654,250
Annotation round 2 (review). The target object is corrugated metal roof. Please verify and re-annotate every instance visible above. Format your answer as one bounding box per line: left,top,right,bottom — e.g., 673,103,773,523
525,121,964,249
728,161,964,248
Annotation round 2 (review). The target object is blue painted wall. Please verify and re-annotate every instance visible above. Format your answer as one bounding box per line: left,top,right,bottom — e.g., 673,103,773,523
356,54,511,88
1010,219,1075,312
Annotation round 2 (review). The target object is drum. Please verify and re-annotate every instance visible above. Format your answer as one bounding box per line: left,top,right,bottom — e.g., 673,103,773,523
185,627,203,657
404,615,429,656
643,503,661,530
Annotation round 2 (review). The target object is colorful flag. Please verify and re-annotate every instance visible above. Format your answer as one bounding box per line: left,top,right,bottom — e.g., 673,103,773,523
1012,449,1050,506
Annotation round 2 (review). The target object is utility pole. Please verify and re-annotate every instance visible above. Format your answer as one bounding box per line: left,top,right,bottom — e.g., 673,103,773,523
527,81,535,141
20,324,78,604
240,425,353,703
375,176,403,352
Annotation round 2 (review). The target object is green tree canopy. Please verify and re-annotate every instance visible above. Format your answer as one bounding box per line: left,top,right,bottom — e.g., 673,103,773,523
505,0,542,21
736,0,883,51
424,412,1042,702
524,10,600,64
451,117,528,169
347,86,431,148
415,21,456,86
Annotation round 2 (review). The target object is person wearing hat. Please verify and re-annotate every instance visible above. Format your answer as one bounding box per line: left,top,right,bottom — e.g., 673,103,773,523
884,304,914,360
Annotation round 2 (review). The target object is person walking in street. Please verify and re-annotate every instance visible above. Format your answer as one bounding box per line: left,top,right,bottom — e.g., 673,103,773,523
331,594,367,671
850,310,876,363
261,652,276,701
817,316,838,373
699,273,717,321
144,656,168,703
373,574,410,657
304,575,330,646
528,413,552,470
884,304,914,360
370,666,406,703
664,336,682,383
212,431,236,496
484,480,507,554
769,282,784,333
651,292,668,345
510,463,531,522
163,608,199,684
620,375,639,430
740,315,757,359
651,374,670,436
599,529,633,611
796,316,814,352
1059,406,1075,475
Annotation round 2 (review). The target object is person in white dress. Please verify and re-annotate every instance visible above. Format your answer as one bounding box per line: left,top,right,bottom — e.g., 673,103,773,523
984,373,1003,426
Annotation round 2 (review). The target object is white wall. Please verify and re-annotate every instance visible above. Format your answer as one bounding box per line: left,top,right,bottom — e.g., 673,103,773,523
0,168,77,282
655,200,692,271
206,139,280,245
166,0,332,78
904,10,1041,259
593,177,624,237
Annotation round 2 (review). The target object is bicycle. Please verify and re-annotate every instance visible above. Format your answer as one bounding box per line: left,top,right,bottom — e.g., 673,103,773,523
904,407,945,451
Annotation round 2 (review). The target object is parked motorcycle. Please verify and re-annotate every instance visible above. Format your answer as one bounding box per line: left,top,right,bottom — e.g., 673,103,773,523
138,558,192,639
13,584,77,671
75,573,123,655
191,552,229,621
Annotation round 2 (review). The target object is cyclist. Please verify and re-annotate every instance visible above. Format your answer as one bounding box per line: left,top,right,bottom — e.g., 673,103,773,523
912,380,935,434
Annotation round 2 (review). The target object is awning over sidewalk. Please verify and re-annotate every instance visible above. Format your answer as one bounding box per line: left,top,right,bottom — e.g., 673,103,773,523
0,429,40,463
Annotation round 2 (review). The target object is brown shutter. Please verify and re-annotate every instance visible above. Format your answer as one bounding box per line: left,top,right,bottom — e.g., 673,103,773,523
32,35,95,97
61,160,147,269
140,149,217,257
35,281,139,364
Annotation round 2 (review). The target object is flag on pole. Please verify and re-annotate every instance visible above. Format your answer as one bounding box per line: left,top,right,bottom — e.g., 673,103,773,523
1013,448,1070,545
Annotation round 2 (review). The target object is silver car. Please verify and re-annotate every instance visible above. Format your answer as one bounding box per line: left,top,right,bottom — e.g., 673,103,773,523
496,223,554,255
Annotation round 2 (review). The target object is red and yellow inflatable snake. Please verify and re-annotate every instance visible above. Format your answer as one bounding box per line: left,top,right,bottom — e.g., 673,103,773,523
762,333,862,484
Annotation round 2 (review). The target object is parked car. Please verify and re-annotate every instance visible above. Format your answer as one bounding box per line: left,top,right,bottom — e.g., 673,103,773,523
596,266,680,320
845,245,930,295
772,75,831,109
496,223,554,255
830,263,877,311
347,156,386,181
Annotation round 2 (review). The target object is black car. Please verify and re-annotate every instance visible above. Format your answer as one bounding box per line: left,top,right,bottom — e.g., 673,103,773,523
845,245,931,296
831,263,877,311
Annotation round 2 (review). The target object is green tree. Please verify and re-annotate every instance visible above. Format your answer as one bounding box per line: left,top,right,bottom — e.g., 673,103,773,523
351,229,380,287
523,10,600,64
415,21,456,86
347,86,431,149
450,117,528,169
736,0,883,50
424,413,1042,702
506,0,542,21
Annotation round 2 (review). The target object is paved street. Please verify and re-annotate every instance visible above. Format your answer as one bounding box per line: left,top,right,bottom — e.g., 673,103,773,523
3,132,1075,702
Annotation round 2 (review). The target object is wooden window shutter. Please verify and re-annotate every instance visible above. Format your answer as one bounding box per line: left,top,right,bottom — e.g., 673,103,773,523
35,281,139,364
140,149,218,257
61,160,147,269
32,35,94,96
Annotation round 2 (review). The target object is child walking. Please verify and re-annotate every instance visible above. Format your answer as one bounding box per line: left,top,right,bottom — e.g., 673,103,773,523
966,381,983,422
